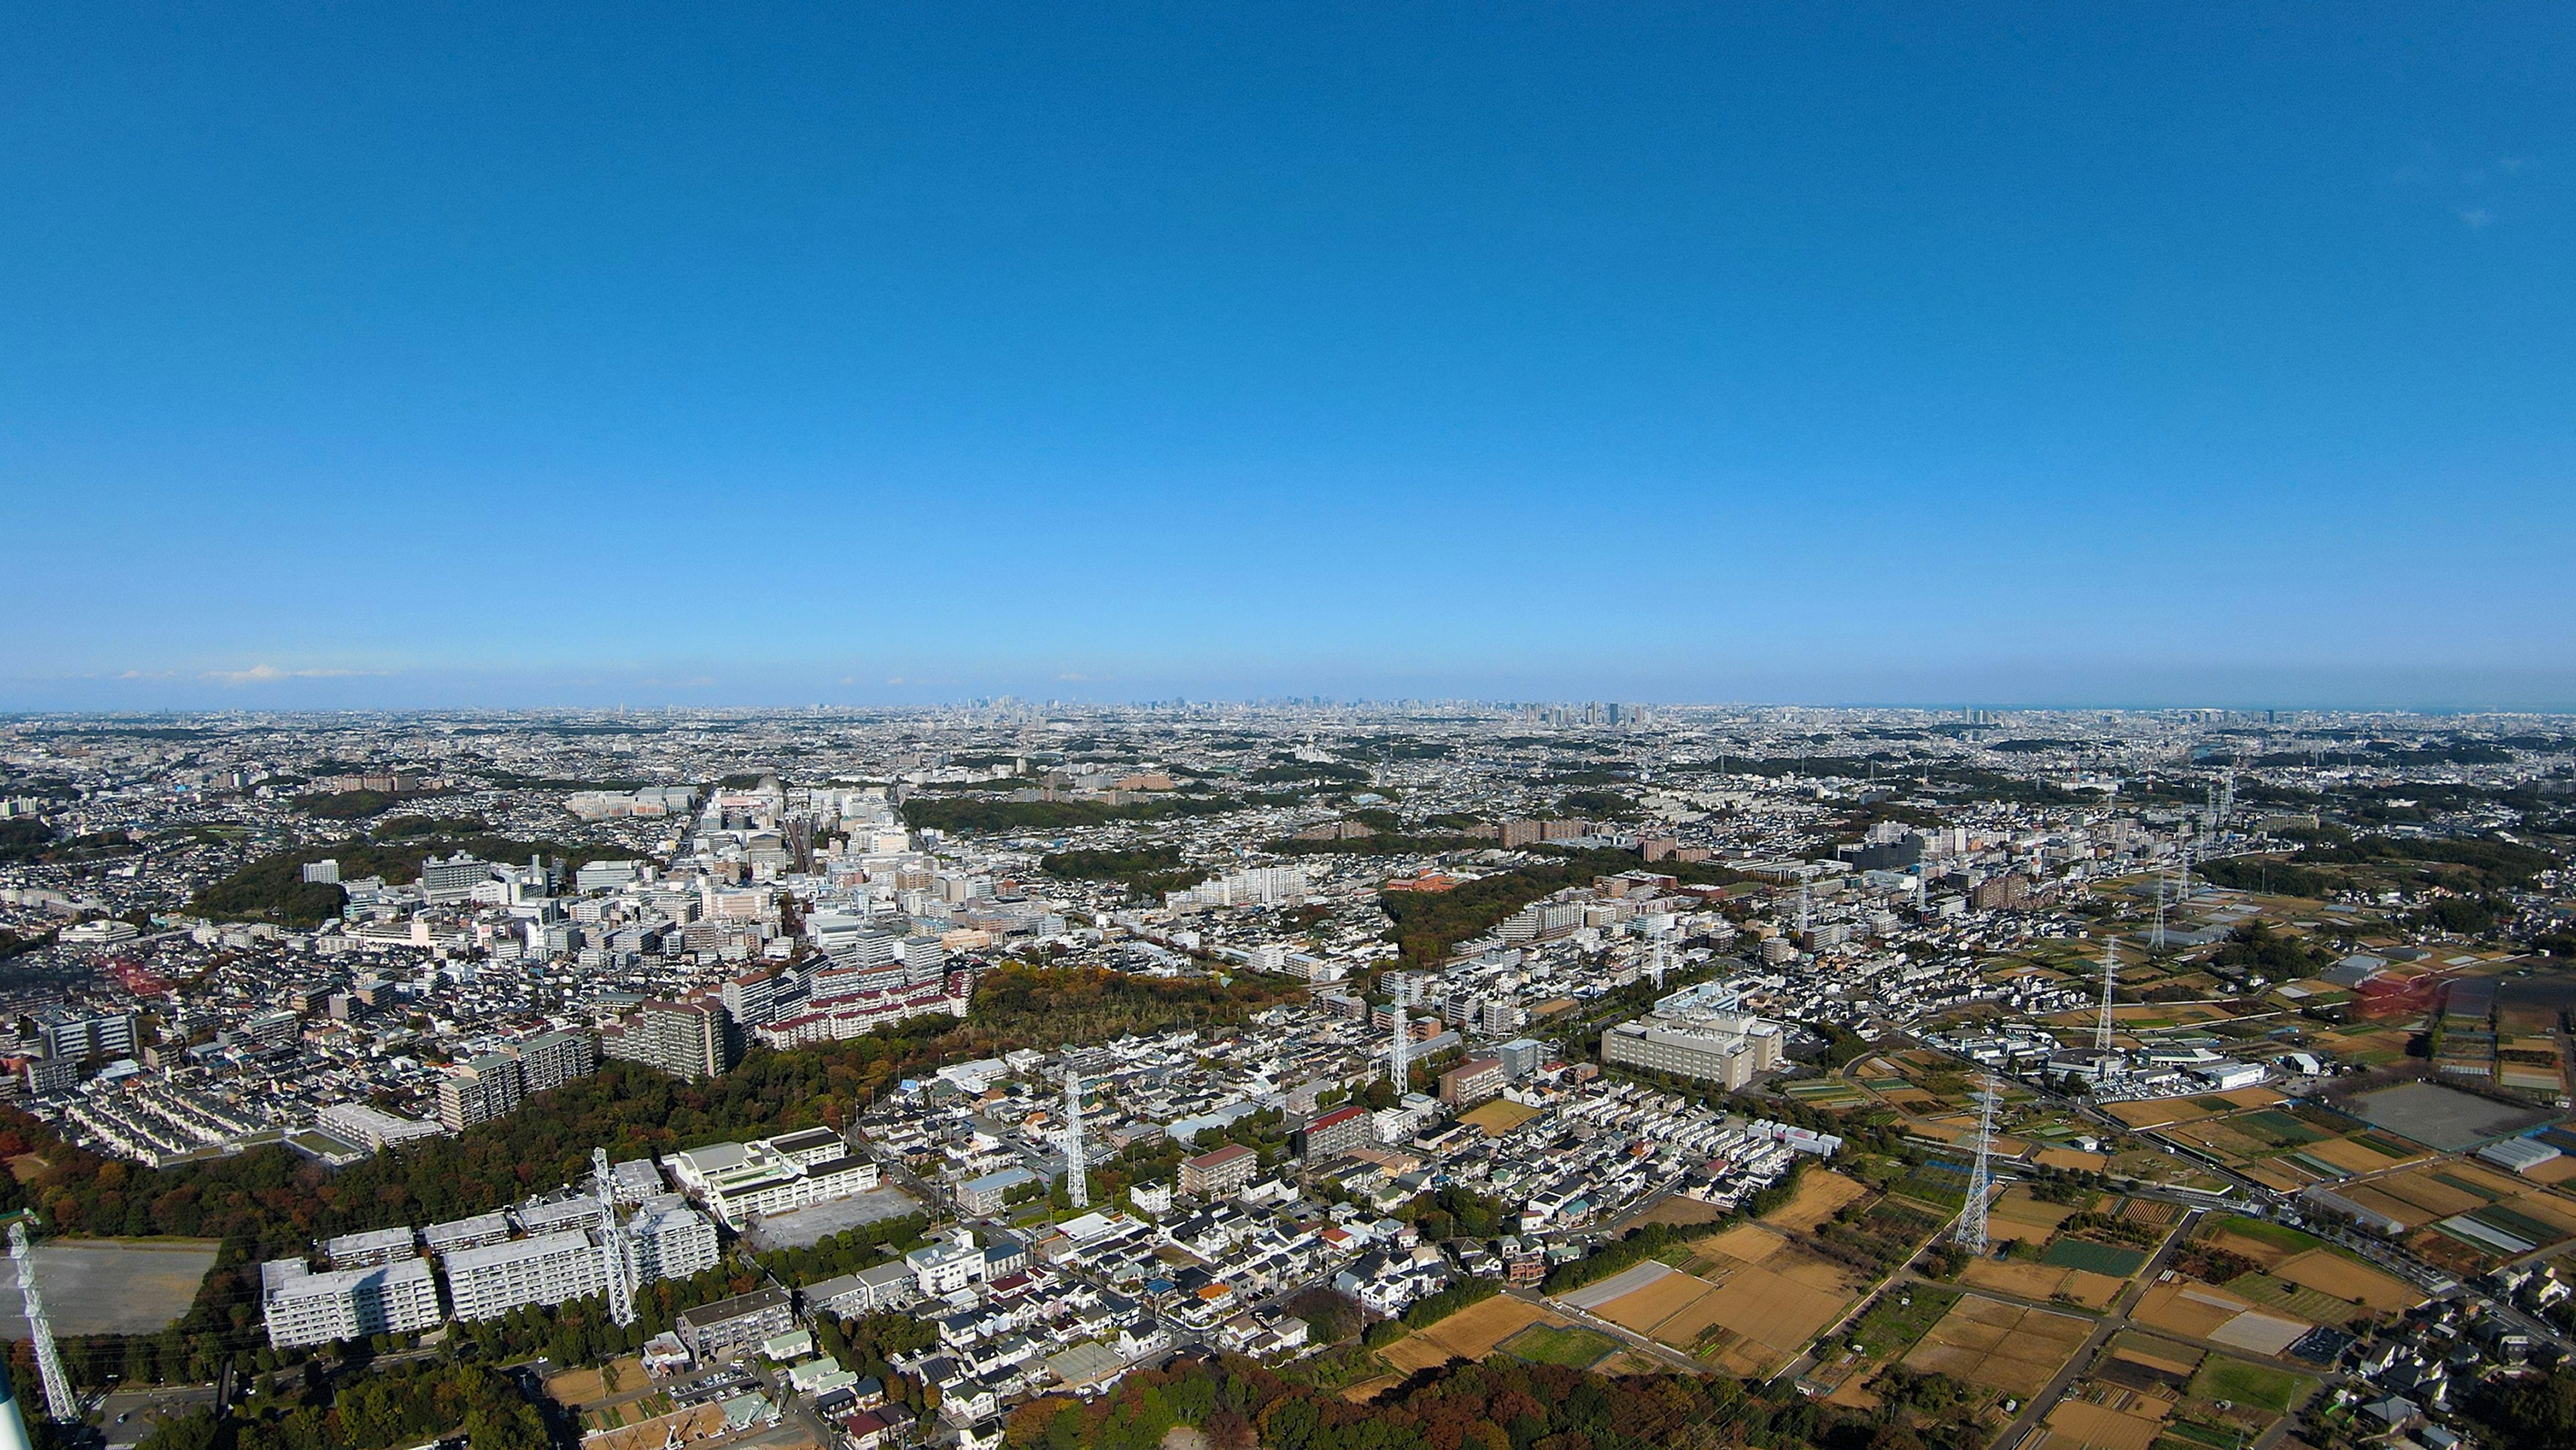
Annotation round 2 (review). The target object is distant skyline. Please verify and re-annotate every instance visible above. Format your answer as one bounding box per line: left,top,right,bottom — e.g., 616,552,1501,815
7,5,2573,711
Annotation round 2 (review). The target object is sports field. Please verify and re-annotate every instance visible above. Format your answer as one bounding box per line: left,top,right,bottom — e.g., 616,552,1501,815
0,1238,221,1337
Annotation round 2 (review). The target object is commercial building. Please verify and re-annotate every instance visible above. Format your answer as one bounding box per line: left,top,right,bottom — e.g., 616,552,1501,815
260,1255,441,1349
441,1229,604,1321
1179,1143,1258,1198
1601,1012,1784,1090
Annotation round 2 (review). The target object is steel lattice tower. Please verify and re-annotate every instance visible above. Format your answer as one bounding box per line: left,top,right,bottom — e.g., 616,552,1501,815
1389,974,1410,1090
1951,1075,2000,1255
2095,936,2119,1055
591,1149,637,1329
1063,1066,1089,1209
8,1223,74,1422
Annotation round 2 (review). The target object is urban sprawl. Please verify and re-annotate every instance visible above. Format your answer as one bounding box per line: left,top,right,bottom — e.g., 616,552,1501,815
2,704,2574,1450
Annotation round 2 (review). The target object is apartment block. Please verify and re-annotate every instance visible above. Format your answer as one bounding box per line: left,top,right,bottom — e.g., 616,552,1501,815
260,1255,441,1349
441,1229,604,1321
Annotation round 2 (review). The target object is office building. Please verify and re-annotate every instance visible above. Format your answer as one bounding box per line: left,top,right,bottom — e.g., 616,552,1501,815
1601,1012,1784,1090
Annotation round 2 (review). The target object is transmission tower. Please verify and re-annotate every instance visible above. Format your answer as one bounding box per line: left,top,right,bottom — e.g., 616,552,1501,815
1388,973,1410,1090
9,1223,74,1422
591,1149,637,1329
1951,1074,2000,1255
2150,862,2171,952
1062,1065,1089,1210
2095,937,2119,1056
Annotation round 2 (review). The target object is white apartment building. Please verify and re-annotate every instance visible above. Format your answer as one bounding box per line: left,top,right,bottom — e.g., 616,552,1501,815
316,1101,445,1152
441,1229,604,1321
629,1195,721,1282
261,1255,441,1349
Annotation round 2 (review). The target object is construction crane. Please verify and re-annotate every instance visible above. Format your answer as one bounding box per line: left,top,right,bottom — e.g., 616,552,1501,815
591,1149,637,1329
8,1223,74,1422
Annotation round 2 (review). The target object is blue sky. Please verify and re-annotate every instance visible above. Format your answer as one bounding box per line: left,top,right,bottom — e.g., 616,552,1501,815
5,4,2571,710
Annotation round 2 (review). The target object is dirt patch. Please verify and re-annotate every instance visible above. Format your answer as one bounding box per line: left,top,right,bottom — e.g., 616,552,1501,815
1635,1196,1729,1229
1693,1222,1787,1265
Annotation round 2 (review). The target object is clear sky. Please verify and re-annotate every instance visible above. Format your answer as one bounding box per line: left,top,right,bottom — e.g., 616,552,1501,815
5,5,2571,711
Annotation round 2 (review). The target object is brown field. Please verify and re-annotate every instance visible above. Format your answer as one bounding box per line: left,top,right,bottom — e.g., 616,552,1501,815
2271,1249,2422,1312
2204,1227,2298,1270
1762,1170,1872,1232
1342,1375,1402,1403
1902,1294,2094,1398
1694,1264,1851,1358
1693,1223,1786,1264
2133,1282,2253,1339
1380,1295,1565,1371
2036,1147,2111,1172
1636,1196,1729,1228
2502,1190,2576,1237
1458,1100,1543,1137
2041,1399,2165,1450
1961,1257,2124,1308
2304,1137,2422,1174
1992,1186,2081,1233
2528,1157,2576,1186
2369,1172,2491,1218
546,1355,645,1408
1597,1272,1723,1335
2237,1161,2310,1193
2106,1099,2219,1129
2335,1184,2430,1230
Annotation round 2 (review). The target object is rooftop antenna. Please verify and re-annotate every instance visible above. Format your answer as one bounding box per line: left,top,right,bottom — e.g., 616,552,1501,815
592,1148,637,1329
1063,1061,1090,1209
2095,936,2119,1056
1951,1074,2000,1256
9,1222,74,1422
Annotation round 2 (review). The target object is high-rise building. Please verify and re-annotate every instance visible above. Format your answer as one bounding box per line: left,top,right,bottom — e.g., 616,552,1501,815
602,999,738,1080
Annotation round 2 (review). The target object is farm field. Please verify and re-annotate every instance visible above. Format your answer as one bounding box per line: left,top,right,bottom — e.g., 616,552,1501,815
1960,1257,2125,1309
1564,1221,1868,1378
1497,1323,1621,1369
2130,1280,2312,1357
1900,1293,2092,1398
1760,1168,1871,1231
1379,1294,1570,1372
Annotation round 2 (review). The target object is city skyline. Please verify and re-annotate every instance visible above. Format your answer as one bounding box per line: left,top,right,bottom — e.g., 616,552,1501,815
8,5,2573,710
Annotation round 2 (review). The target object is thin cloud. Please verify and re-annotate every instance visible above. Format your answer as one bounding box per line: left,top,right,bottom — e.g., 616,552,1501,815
201,664,388,684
